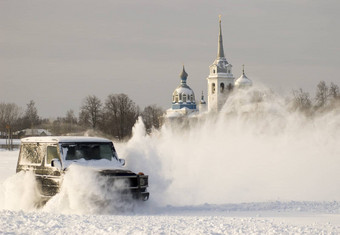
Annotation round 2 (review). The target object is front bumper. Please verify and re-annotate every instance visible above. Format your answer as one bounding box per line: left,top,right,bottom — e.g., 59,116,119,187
100,171,150,201
133,191,150,201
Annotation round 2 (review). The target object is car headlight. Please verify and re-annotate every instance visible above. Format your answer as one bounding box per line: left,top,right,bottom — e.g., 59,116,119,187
140,178,146,186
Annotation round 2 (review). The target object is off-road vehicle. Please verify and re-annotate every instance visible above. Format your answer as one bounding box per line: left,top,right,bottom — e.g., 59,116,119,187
16,136,149,205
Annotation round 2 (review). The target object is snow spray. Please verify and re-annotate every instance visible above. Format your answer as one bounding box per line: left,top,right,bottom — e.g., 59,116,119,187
0,164,136,214
0,171,41,210
120,86,340,206
43,165,135,214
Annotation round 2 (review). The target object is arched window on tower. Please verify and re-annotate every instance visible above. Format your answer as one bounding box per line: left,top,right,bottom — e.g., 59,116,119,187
179,93,182,101
175,95,179,103
191,94,193,102
212,83,216,94
220,83,225,93
183,94,187,102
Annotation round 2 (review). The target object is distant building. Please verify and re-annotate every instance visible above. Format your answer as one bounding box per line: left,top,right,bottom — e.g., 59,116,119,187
206,17,235,112
166,66,198,118
206,17,253,112
166,16,253,118
16,129,52,138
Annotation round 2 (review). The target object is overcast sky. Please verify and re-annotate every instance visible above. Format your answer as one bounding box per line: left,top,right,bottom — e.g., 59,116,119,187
1,0,340,118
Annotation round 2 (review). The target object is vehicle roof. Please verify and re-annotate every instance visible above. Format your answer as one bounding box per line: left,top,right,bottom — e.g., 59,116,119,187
20,136,112,143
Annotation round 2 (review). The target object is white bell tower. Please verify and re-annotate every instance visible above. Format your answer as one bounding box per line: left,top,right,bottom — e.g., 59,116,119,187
207,16,235,112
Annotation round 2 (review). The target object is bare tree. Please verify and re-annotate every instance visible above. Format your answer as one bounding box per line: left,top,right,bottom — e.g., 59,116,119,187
0,103,22,133
141,105,164,133
315,81,329,109
23,100,40,128
291,89,312,114
102,94,139,139
65,109,77,124
62,109,79,134
79,95,102,129
102,94,119,137
329,82,340,99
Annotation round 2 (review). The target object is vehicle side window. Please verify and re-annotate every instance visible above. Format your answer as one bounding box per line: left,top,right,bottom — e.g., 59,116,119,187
47,146,59,165
20,144,44,165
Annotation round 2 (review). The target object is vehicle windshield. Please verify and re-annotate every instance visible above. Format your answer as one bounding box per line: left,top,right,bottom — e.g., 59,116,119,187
61,142,116,161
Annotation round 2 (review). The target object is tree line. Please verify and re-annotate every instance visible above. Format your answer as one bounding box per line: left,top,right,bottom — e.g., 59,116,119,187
291,81,340,115
0,94,164,140
0,100,40,136
78,94,163,139
1,81,339,140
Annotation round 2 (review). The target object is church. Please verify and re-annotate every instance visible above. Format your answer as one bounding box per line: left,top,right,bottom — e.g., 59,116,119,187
166,17,253,118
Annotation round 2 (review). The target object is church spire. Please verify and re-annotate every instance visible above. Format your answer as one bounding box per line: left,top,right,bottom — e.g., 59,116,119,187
180,65,188,84
217,15,225,58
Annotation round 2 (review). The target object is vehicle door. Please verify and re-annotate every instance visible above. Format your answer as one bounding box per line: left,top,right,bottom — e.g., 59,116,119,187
16,143,46,192
41,144,63,197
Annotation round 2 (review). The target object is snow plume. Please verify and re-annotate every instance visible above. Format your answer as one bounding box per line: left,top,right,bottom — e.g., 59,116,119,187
120,86,340,206
0,171,41,210
43,165,134,214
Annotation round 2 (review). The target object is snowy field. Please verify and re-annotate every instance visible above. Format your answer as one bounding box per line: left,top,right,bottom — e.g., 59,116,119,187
1,89,340,234
1,209,340,234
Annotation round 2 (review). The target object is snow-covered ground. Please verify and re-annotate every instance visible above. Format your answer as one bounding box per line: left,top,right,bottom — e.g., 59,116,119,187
1,150,340,234
1,209,340,234
0,139,21,144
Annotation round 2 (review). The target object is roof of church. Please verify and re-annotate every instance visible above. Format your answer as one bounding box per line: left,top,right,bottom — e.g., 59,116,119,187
209,17,230,74
180,65,188,80
217,16,225,59
235,65,252,87
173,66,195,97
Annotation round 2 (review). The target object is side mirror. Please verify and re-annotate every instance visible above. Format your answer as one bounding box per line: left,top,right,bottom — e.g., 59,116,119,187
51,158,62,170
119,159,125,166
